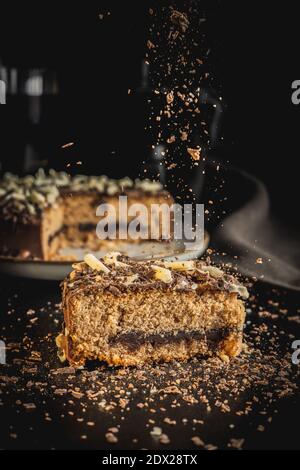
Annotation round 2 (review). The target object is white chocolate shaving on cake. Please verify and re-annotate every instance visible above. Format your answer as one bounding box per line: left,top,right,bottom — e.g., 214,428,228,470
151,265,173,283
84,254,110,273
0,170,164,220
106,182,119,196
122,274,139,286
163,260,196,272
87,176,106,192
200,265,224,279
30,190,46,206
228,283,249,300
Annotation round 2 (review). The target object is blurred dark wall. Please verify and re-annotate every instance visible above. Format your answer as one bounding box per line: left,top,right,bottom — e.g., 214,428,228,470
0,1,299,226
0,3,149,178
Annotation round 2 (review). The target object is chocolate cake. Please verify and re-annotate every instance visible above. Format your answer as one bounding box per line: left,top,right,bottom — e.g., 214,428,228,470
0,170,173,260
57,252,248,367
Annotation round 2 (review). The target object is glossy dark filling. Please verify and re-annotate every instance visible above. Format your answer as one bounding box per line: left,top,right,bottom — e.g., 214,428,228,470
78,223,96,232
109,328,236,352
78,222,149,232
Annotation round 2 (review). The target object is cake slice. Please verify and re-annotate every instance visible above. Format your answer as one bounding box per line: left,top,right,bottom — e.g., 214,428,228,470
57,252,248,367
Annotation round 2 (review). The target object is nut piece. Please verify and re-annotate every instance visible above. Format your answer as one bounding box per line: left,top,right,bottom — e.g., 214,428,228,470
30,190,46,206
71,262,86,271
84,254,110,273
218,351,230,363
103,251,129,267
163,260,195,272
201,265,224,279
55,333,64,349
151,265,172,283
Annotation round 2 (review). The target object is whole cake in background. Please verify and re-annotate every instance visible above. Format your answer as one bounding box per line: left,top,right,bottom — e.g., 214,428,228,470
0,169,173,260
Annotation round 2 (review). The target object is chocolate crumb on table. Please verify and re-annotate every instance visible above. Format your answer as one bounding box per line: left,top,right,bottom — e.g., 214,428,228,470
0,279,300,449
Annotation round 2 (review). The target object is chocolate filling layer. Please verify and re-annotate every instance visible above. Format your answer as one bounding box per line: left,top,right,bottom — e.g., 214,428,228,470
109,328,237,352
78,223,96,232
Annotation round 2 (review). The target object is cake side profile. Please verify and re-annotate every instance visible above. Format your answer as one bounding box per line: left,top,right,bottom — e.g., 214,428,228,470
0,170,173,260
57,253,248,367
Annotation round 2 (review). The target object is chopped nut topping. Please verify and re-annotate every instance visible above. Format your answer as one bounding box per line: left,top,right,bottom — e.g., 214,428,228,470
0,170,163,223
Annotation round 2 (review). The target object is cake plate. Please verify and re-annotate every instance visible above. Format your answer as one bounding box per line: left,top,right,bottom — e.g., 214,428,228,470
0,232,209,281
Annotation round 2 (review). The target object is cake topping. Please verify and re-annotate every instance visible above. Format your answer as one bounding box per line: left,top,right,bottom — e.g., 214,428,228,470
0,169,164,223
227,283,249,300
122,274,139,286
103,252,129,268
83,254,110,273
200,265,224,279
119,177,134,190
67,252,249,299
71,262,86,271
106,181,120,196
163,260,196,272
134,179,163,193
0,171,61,221
151,265,173,283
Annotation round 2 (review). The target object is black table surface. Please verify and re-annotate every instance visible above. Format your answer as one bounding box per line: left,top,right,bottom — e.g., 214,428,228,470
0,273,300,450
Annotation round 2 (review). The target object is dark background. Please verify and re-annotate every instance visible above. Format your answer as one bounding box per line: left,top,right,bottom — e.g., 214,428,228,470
1,3,300,451
0,1,299,227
